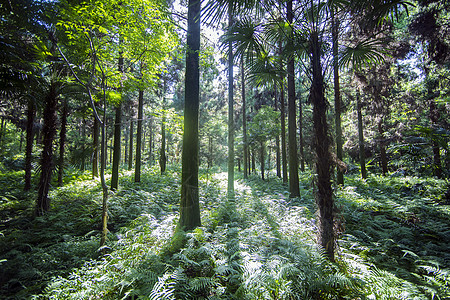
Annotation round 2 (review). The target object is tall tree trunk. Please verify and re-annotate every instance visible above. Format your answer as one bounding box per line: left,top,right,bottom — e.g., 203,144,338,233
36,82,58,215
149,117,153,164
274,88,281,178
227,7,235,199
99,86,109,249
287,0,300,197
135,89,144,182
58,98,68,186
128,119,133,170
242,59,248,179
298,93,305,172
357,93,367,179
24,99,35,191
92,107,99,178
332,10,344,185
110,104,122,190
160,115,166,174
81,118,86,171
311,30,334,261
378,119,388,175
179,0,201,230
260,140,265,181
279,46,288,184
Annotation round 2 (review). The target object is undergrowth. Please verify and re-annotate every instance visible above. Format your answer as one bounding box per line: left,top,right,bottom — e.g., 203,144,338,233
0,166,449,299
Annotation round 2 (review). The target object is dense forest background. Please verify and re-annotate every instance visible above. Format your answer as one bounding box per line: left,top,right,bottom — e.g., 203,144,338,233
0,0,449,298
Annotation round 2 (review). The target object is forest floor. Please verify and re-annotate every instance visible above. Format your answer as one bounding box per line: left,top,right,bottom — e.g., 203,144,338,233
0,166,449,299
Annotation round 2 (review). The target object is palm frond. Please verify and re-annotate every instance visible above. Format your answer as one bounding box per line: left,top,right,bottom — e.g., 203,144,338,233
339,38,387,70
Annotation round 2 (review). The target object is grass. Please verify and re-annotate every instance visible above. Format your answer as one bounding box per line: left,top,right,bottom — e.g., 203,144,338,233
0,165,449,299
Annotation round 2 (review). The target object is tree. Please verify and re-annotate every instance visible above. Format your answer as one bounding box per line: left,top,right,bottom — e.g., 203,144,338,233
179,0,201,231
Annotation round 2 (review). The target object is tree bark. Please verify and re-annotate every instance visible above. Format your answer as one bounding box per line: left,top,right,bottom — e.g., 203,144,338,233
298,93,305,172
332,10,344,185
179,0,201,231
110,104,121,190
128,119,133,170
378,119,388,175
57,98,68,186
279,45,288,184
429,100,442,178
135,89,144,182
260,140,265,181
287,0,300,197
159,114,166,174
36,82,58,215
242,59,248,179
274,88,281,178
149,116,153,165
311,30,334,261
227,7,235,199
24,99,35,191
92,106,99,178
357,93,367,179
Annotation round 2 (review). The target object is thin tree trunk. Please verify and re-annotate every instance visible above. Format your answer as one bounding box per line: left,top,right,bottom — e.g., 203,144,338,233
357,93,367,179
128,119,133,170
135,89,144,182
160,115,166,174
252,149,256,174
92,108,99,178
110,104,121,190
279,46,288,183
274,88,281,178
149,117,153,164
260,140,265,181
58,98,68,186
242,59,248,179
311,30,334,261
332,9,344,185
298,93,305,172
179,0,201,230
99,85,108,249
227,7,235,199
378,119,388,175
287,0,300,198
24,99,35,191
36,82,58,215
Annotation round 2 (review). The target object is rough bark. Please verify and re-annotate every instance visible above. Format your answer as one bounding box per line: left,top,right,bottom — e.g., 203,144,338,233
179,0,201,230
287,0,300,197
36,82,58,215
24,99,35,191
135,89,144,182
311,31,334,261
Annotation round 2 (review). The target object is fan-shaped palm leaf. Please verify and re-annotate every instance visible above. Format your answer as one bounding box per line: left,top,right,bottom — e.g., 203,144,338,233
339,38,387,70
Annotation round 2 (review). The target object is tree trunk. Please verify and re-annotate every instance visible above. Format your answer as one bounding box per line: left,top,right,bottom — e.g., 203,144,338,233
81,118,86,171
242,59,248,179
135,89,144,182
110,104,121,190
160,115,166,174
149,117,153,165
92,107,99,178
287,0,300,198
279,45,288,184
298,93,305,172
311,30,334,261
274,88,281,178
357,93,367,179
36,82,58,215
99,87,109,249
332,10,344,185
227,7,235,199
260,140,265,181
24,99,35,191
128,119,133,170
378,119,388,175
58,98,68,186
179,0,201,231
